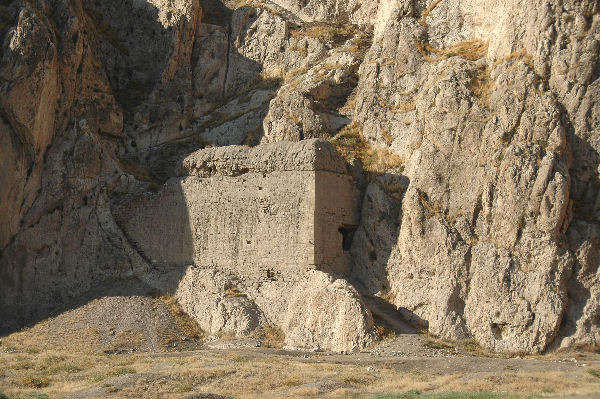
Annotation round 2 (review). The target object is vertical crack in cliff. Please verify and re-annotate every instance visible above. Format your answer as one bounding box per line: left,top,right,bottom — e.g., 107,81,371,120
222,23,232,99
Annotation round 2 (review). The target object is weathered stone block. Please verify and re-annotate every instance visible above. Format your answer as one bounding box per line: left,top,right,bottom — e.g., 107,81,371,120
112,138,359,280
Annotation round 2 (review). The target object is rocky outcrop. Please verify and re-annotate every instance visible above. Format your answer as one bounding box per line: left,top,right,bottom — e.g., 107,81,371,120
1,0,598,354
282,270,374,352
0,0,131,331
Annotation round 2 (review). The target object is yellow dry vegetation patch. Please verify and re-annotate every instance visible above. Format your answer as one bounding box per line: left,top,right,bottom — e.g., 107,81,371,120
414,39,495,105
158,295,205,341
331,123,404,175
249,325,285,349
290,24,359,45
1,345,599,399
496,48,534,69
416,39,489,62
471,66,494,106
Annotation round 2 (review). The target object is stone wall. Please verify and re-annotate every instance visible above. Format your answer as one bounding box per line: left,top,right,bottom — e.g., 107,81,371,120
112,139,358,278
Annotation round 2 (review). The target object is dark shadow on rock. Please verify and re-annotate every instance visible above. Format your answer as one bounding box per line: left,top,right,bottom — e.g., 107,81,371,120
0,172,196,336
0,0,199,335
347,171,422,334
554,108,600,345
82,0,176,116
0,1,19,61
362,295,419,335
0,0,286,336
199,0,233,26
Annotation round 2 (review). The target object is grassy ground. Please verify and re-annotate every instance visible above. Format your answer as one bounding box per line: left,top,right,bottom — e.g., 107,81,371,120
1,342,599,399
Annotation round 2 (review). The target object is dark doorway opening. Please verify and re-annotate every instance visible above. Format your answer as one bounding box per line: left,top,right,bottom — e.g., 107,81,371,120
339,225,357,252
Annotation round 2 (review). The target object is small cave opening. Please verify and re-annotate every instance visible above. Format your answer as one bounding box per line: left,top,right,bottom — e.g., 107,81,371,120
491,322,506,340
339,225,357,252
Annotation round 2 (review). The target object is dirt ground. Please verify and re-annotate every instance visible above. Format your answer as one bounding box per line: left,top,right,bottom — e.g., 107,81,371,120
1,292,599,399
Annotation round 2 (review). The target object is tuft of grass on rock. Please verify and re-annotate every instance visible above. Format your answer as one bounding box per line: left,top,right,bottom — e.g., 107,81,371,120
224,287,247,298
374,324,396,341
159,295,205,341
330,122,404,175
419,0,444,25
470,66,494,106
290,23,358,45
416,39,489,62
237,71,284,97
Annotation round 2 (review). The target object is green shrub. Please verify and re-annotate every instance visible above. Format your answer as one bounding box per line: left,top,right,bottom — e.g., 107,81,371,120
587,368,600,378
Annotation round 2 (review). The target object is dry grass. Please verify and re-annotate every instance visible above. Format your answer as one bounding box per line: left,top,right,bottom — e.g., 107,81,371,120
470,65,494,106
421,335,532,359
587,368,600,378
290,24,358,45
378,177,405,200
375,324,397,341
418,190,444,218
159,295,205,341
391,102,417,113
286,65,310,80
382,130,394,146
243,124,264,147
342,33,372,54
1,344,599,399
378,95,417,114
17,376,50,389
497,49,534,69
224,287,247,298
331,123,404,174
250,325,285,349
87,366,136,383
416,39,489,62
235,69,285,99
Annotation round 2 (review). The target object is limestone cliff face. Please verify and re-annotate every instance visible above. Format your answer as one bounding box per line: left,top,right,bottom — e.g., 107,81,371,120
0,0,598,353
348,0,600,353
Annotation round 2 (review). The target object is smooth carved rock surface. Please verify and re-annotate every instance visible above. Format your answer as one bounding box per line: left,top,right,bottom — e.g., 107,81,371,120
0,0,599,354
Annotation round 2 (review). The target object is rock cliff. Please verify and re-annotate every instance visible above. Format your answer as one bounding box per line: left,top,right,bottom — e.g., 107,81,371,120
0,0,598,354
